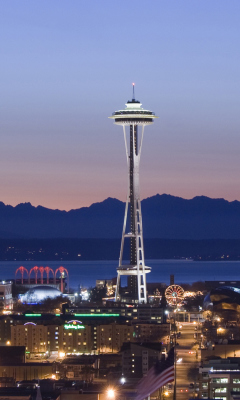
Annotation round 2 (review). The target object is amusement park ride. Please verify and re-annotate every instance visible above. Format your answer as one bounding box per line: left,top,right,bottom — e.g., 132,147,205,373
165,284,184,307
15,266,69,293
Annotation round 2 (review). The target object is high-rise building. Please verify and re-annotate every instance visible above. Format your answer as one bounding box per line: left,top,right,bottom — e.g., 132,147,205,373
109,85,157,303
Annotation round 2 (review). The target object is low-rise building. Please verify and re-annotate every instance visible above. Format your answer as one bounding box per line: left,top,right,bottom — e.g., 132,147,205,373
59,355,97,380
0,282,13,310
133,323,169,342
121,342,162,379
199,358,240,399
66,303,164,324
0,363,54,381
201,341,240,361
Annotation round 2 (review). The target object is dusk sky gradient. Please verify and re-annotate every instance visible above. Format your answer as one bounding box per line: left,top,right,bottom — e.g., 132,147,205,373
1,1,240,210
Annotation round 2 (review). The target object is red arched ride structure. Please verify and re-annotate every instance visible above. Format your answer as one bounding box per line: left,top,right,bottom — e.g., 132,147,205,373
44,266,54,284
15,266,69,292
29,266,39,284
15,266,28,284
55,266,69,293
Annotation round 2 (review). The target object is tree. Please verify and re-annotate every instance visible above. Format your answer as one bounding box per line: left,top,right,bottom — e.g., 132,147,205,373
89,286,107,303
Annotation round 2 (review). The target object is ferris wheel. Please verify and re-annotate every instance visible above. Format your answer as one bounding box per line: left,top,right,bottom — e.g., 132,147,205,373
165,285,184,307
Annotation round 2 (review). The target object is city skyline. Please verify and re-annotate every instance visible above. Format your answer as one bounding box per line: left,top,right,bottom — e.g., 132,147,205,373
1,1,240,210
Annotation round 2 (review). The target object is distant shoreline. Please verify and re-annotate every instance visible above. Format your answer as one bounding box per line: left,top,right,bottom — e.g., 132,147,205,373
1,237,240,262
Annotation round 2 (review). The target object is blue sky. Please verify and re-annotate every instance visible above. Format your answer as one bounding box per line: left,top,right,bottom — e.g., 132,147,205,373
1,1,240,210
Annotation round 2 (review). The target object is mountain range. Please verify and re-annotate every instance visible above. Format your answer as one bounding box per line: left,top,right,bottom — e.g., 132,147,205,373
1,194,240,239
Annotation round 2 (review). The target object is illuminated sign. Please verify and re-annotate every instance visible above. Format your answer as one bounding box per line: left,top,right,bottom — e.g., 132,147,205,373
64,320,85,330
74,313,120,317
25,314,42,317
64,324,85,330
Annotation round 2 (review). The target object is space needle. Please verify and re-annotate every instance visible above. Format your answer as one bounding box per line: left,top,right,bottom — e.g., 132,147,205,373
109,85,158,303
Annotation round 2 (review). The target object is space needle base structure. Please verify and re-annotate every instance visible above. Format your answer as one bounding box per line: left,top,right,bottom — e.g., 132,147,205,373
109,85,157,303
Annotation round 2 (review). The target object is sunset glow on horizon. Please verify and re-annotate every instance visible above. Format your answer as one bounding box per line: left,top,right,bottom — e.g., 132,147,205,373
1,1,240,211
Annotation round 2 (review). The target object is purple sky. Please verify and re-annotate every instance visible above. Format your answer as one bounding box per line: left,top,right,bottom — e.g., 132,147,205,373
1,1,240,210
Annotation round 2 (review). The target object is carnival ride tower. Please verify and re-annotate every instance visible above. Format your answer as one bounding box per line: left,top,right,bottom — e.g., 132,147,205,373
109,85,157,303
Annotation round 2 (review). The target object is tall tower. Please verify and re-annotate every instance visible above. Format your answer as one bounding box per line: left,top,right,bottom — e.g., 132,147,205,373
109,85,157,303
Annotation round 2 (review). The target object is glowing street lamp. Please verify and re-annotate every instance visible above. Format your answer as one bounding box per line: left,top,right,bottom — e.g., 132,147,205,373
107,388,115,399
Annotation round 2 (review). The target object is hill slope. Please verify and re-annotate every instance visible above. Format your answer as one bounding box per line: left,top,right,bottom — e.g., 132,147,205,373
1,194,240,239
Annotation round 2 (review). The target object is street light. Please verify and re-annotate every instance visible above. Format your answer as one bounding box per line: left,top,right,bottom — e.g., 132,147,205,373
107,388,115,399
120,377,125,384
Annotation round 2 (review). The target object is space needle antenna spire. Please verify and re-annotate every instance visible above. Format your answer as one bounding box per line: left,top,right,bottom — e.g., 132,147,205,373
109,86,158,304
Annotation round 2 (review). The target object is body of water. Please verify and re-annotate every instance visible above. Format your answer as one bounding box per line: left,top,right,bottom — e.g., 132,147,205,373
1,259,240,289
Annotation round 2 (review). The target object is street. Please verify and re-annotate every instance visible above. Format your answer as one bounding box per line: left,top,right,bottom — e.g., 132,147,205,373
168,322,200,400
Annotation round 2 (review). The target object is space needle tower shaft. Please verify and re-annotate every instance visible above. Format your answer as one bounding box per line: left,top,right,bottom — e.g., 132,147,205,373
109,85,158,303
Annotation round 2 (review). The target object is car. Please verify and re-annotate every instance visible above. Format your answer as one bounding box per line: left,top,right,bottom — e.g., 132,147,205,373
189,383,194,389
166,383,173,392
188,350,194,354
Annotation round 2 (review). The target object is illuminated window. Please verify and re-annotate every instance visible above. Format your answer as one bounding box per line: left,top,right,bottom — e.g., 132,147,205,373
215,388,227,393
212,378,228,383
